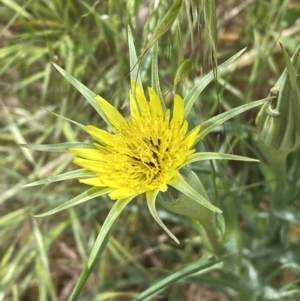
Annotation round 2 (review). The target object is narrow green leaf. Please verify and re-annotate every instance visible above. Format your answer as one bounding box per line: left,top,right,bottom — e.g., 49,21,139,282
128,26,143,88
168,173,222,213
68,223,115,301
186,152,259,165
151,42,165,111
2,102,35,164
0,208,27,227
202,0,217,52
33,220,56,299
22,169,94,188
131,251,230,301
184,48,246,117
87,197,133,268
279,43,300,134
279,43,298,91
197,97,268,142
143,0,183,54
20,142,93,152
42,107,86,130
33,187,112,218
174,59,192,86
52,63,111,127
146,189,179,244
0,0,32,19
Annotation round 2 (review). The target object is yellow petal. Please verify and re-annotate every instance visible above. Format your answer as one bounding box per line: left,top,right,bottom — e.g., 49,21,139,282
171,94,184,128
148,87,163,118
131,80,150,115
178,120,188,136
86,125,115,146
79,177,106,187
93,143,110,154
69,148,104,160
184,125,201,148
95,95,128,130
130,94,140,119
109,188,137,200
74,157,106,173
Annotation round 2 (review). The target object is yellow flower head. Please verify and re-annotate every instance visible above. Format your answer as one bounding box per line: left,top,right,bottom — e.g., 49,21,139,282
67,81,200,245
70,81,200,201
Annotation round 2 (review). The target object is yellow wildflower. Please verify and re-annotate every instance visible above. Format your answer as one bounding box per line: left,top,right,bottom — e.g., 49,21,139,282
69,81,201,243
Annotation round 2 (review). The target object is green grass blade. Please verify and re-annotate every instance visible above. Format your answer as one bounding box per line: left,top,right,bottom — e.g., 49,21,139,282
2,102,35,164
52,63,111,127
128,26,143,88
202,0,217,51
20,142,93,152
280,43,300,135
151,42,165,111
184,48,246,117
174,59,192,86
197,97,268,142
279,43,299,92
143,0,183,55
68,225,115,301
87,197,133,268
42,108,86,130
33,220,56,300
131,251,230,301
22,169,94,188
33,187,112,218
186,152,259,164
146,189,179,244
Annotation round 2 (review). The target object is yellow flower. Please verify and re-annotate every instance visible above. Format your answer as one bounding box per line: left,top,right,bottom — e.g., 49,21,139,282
69,81,201,243
71,82,199,198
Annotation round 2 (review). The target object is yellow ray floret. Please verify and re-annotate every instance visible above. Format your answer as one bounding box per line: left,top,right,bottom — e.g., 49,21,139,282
95,95,128,130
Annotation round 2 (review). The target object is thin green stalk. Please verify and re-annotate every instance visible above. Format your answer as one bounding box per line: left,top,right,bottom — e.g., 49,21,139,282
271,152,287,211
68,222,115,301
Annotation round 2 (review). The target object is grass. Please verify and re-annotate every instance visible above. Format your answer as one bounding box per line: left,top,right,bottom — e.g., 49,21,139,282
1,0,300,300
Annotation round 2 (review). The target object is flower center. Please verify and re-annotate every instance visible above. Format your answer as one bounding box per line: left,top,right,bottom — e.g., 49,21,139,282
102,113,191,193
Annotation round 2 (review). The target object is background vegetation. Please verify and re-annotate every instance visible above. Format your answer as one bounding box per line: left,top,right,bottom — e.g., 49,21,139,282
1,0,300,300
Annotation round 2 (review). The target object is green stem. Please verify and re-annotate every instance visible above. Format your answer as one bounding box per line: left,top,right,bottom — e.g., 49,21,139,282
271,152,287,211
258,138,288,211
68,222,115,301
192,215,224,254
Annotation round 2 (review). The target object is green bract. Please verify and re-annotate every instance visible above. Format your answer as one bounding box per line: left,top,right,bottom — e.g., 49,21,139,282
256,43,300,153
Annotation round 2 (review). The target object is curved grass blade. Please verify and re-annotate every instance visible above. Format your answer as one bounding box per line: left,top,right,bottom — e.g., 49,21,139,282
52,63,111,127
151,42,165,111
20,142,93,152
184,48,246,117
33,187,112,218
22,169,94,188
128,26,143,88
168,173,222,213
186,152,259,165
42,107,86,130
130,251,230,301
68,223,115,301
33,220,56,300
197,97,268,142
146,189,179,244
143,0,183,56
174,59,192,86
87,197,133,268
279,43,300,132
